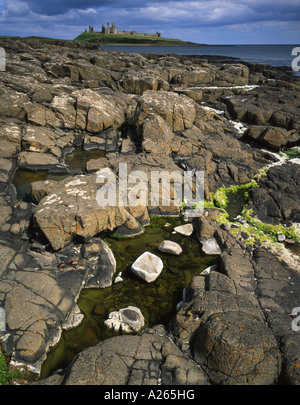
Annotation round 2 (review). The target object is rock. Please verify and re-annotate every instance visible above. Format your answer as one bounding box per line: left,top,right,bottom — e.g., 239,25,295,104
22,125,57,154
175,87,203,102
72,88,130,133
194,312,281,385
82,238,117,289
201,238,222,255
34,330,209,385
173,223,194,236
10,223,20,235
120,73,159,95
134,90,196,132
196,217,217,239
141,114,175,154
277,234,286,242
158,240,183,255
83,128,119,153
18,151,67,172
0,121,22,158
104,306,144,333
131,251,163,283
200,264,218,276
246,162,300,225
244,126,291,150
34,173,144,250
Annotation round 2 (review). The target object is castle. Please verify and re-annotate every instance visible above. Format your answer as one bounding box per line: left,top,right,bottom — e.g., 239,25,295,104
87,23,161,38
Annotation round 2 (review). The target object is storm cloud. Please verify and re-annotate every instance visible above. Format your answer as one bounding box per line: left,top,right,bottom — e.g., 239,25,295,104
0,0,299,44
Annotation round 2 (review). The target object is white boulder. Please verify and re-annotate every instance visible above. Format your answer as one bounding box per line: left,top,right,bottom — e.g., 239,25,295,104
201,238,222,255
131,251,163,283
158,240,183,255
174,223,194,236
104,306,144,333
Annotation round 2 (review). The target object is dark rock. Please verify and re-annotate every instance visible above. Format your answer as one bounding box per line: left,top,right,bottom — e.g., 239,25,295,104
33,329,209,385
246,162,300,225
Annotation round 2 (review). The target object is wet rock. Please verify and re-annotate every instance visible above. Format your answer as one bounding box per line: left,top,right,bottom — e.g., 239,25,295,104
201,238,222,255
18,151,67,172
33,329,209,385
173,223,194,236
82,238,116,289
158,240,183,255
131,251,163,283
104,306,145,333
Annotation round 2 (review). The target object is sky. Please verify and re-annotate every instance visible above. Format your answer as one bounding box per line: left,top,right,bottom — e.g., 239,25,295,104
0,0,299,44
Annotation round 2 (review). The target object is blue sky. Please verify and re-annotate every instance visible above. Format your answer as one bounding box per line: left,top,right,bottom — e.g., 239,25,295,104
0,0,299,44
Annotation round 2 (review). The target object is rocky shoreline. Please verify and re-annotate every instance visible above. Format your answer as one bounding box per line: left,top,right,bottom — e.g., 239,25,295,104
0,37,299,385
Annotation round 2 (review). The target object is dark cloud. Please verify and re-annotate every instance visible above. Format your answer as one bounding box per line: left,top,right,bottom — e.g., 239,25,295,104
24,0,168,15
0,0,299,43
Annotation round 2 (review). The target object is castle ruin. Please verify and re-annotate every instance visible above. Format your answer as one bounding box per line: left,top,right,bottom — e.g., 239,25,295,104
88,23,161,38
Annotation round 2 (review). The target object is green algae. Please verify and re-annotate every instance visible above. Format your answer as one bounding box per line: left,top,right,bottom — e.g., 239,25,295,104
39,217,217,380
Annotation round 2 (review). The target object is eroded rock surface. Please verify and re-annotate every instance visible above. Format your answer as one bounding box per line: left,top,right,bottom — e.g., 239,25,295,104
0,36,299,385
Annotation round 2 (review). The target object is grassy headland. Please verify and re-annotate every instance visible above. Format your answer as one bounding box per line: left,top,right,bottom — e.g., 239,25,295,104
74,31,203,46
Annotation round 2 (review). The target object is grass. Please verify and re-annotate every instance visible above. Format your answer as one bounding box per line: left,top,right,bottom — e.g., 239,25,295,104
74,31,200,46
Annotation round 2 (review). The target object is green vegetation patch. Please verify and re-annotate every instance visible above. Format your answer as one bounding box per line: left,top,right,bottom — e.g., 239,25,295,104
0,353,23,385
201,173,299,246
280,148,300,160
74,32,198,46
207,179,259,210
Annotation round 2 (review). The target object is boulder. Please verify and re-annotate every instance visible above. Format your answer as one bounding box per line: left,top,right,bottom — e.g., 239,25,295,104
194,311,281,385
201,238,222,255
134,90,196,132
131,251,163,283
173,223,194,236
34,172,144,250
158,240,183,255
104,306,144,333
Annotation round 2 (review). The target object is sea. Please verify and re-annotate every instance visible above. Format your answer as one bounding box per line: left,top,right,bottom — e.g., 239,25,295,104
101,44,300,75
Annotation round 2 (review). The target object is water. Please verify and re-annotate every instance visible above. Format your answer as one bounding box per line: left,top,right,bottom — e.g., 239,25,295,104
13,146,105,201
101,44,299,73
40,217,217,379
